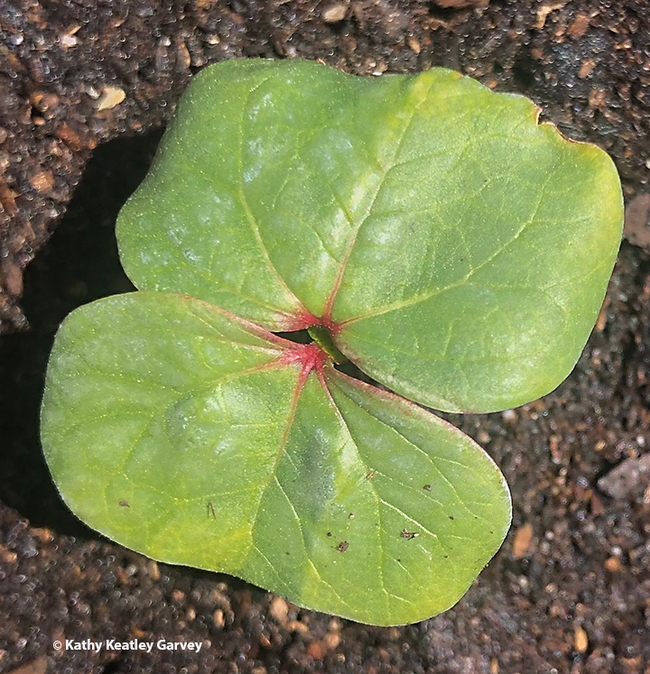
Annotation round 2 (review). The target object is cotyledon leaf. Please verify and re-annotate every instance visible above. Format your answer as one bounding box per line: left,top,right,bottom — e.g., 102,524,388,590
44,59,621,625
41,292,511,625
117,59,622,414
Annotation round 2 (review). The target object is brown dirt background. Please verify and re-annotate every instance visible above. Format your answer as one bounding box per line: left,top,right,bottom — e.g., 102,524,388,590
1,0,649,672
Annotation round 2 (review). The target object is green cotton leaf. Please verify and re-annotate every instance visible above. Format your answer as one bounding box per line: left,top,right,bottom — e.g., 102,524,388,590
42,59,622,625
42,292,510,626
117,60,622,412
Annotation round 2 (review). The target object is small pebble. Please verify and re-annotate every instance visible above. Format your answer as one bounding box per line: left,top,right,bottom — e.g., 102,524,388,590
29,170,54,194
502,409,518,424
213,609,225,628
574,624,588,653
269,596,289,624
96,85,126,111
322,3,347,23
512,522,534,559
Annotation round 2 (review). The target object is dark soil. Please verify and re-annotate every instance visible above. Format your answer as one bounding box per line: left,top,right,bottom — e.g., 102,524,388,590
1,1,649,673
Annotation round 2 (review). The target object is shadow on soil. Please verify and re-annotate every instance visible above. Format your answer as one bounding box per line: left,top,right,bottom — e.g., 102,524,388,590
0,131,162,536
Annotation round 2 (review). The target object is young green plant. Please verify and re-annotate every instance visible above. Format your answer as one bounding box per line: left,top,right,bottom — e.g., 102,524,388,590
40,59,623,626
